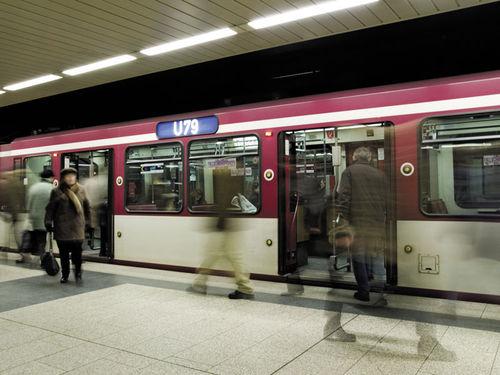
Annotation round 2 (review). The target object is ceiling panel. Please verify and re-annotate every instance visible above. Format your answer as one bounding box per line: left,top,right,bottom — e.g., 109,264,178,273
0,0,495,107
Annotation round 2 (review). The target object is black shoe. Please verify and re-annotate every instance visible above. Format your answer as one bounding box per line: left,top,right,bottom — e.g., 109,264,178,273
15,258,25,264
228,290,254,300
60,277,68,284
354,292,370,302
74,272,82,282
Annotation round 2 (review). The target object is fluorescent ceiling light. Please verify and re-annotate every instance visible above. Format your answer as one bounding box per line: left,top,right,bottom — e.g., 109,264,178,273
0,90,5,95
3,74,62,91
63,54,137,76
141,28,237,56
248,0,378,29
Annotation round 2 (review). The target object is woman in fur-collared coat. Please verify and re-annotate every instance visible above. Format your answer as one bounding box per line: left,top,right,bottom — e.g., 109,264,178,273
45,168,91,283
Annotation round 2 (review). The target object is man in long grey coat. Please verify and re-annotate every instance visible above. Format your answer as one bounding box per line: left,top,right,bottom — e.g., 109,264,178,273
336,147,386,302
25,169,54,265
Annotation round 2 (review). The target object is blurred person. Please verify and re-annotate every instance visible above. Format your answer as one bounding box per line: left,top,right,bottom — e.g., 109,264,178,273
83,172,107,250
303,178,327,235
26,169,54,266
0,171,26,261
189,207,254,300
98,200,108,257
336,147,386,302
248,181,260,207
190,188,207,206
45,168,92,283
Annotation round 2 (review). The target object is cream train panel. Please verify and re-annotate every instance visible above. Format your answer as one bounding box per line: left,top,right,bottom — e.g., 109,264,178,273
114,215,278,275
397,220,500,295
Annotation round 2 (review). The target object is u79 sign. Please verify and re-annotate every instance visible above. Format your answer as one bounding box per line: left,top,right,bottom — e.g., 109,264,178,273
156,116,219,139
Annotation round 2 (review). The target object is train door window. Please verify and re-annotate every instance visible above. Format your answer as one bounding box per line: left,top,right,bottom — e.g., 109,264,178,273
420,112,500,216
188,136,260,213
23,155,52,191
278,123,394,284
62,150,112,257
125,143,183,212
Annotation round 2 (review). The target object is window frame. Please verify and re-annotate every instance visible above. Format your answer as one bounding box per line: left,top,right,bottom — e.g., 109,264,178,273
187,133,262,215
23,154,53,184
418,111,500,218
124,141,184,214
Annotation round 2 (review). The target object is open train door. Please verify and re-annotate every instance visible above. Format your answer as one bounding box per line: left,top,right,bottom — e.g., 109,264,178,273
278,124,397,287
61,149,114,260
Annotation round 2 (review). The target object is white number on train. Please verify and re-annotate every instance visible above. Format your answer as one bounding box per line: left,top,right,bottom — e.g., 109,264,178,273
173,119,199,136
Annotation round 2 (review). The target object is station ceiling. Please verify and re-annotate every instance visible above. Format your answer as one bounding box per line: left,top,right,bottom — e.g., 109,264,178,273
0,0,495,108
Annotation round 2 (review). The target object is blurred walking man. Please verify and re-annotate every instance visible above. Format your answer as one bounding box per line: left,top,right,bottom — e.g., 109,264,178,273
336,147,386,302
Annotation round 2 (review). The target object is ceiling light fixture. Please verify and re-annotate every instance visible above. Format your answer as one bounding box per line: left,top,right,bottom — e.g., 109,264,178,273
3,74,62,91
63,54,137,76
248,0,378,29
0,90,5,95
140,28,237,56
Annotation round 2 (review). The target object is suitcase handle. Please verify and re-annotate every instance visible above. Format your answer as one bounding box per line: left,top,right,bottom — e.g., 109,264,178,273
48,232,54,253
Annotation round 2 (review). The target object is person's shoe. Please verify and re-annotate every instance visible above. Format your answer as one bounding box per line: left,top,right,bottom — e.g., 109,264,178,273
15,258,25,264
373,296,388,307
353,292,370,302
74,272,82,282
60,277,68,284
329,329,357,342
228,290,254,300
186,285,207,295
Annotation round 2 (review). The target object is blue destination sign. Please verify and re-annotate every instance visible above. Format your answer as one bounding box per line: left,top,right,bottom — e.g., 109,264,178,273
156,115,219,139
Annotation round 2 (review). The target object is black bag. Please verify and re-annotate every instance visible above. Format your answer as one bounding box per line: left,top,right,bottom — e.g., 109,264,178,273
20,230,33,253
42,233,60,276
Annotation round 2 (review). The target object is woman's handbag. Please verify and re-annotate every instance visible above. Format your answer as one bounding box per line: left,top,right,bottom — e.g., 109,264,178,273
41,233,60,276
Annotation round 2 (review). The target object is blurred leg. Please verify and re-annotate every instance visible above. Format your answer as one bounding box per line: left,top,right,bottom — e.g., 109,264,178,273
352,253,370,295
193,232,223,288
224,233,253,295
33,230,47,255
58,242,70,279
70,241,83,276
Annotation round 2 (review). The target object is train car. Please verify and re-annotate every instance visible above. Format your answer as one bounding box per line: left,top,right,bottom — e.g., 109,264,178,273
1,70,500,303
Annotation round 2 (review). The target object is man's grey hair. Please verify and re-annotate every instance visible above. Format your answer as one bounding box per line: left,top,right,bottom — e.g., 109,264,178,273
352,147,372,162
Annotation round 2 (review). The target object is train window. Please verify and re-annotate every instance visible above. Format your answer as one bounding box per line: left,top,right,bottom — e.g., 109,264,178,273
23,155,52,191
188,135,260,213
125,143,183,212
420,112,500,216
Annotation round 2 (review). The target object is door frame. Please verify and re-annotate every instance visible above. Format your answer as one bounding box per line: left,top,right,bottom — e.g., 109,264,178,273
60,148,115,260
277,123,398,286
278,132,297,275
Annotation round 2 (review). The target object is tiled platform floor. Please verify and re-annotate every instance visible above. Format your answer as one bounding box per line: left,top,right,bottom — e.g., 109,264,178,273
0,256,499,375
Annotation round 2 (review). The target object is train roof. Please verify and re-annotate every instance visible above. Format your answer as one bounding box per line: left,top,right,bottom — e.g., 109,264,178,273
3,69,500,151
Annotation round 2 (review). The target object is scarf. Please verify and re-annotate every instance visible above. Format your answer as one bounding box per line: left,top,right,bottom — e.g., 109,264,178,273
62,183,83,216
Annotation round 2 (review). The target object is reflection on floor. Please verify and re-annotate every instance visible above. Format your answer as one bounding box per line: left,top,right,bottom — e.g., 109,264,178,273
0,256,499,375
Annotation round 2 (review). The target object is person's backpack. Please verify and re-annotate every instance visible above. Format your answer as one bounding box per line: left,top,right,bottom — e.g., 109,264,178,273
42,233,59,276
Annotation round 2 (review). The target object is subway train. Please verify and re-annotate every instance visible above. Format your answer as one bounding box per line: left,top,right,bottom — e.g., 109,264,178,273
1,70,500,303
